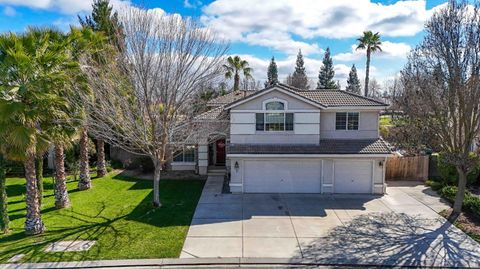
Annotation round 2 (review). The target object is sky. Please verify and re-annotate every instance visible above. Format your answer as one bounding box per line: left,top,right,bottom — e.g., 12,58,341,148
0,0,449,88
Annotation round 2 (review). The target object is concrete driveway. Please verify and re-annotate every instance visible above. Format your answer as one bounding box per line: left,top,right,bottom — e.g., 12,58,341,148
181,176,480,267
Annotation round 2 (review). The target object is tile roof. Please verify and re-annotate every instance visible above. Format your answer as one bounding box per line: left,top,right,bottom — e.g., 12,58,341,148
195,106,225,120
228,139,392,155
296,89,387,107
207,90,256,106
224,83,387,108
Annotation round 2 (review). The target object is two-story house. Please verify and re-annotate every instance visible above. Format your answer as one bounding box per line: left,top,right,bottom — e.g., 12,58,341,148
171,83,392,194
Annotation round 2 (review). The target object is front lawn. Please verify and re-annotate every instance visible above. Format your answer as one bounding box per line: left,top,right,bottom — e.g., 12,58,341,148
0,172,204,263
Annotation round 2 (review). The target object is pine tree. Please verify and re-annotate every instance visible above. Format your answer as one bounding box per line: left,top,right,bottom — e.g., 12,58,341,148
317,47,336,89
265,56,279,87
78,0,124,52
290,50,308,89
346,64,361,94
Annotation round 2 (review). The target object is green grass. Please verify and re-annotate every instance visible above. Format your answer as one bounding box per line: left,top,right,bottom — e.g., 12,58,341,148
0,171,204,263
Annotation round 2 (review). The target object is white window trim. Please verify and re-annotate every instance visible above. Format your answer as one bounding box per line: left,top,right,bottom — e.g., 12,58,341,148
335,112,360,131
262,98,288,110
256,98,294,132
256,112,294,132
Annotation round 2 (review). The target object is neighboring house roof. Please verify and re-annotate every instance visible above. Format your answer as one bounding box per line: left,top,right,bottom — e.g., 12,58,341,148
228,138,392,155
195,106,225,120
207,90,256,107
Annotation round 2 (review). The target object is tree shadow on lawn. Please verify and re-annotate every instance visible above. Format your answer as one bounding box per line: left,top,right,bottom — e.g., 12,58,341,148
0,203,129,263
298,212,480,267
1,179,204,263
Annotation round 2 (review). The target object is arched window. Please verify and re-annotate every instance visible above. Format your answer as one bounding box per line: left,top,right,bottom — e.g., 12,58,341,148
265,101,285,110
256,99,293,131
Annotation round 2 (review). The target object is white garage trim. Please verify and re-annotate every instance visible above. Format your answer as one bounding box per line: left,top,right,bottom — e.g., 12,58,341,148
333,159,373,194
242,159,322,193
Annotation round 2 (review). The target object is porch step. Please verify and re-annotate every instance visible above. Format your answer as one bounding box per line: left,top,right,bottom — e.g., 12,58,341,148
207,169,226,176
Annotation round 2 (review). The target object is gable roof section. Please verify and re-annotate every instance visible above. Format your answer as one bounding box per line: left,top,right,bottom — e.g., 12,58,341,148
223,83,387,110
224,84,327,110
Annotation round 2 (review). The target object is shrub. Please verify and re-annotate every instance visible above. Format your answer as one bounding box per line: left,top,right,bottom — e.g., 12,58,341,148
439,185,480,219
110,159,124,169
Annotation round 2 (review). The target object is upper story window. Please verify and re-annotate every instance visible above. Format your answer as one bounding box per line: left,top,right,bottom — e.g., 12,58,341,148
256,100,293,131
335,112,359,130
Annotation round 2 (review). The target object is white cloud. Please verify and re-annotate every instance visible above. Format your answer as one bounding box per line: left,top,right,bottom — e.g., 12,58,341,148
333,41,411,61
184,0,202,9
3,6,16,16
0,0,132,14
201,0,439,56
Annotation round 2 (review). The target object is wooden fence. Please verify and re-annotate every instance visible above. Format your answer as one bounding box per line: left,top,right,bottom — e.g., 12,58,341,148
385,155,429,181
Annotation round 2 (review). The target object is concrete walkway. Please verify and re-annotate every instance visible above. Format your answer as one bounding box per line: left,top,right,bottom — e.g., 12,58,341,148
181,176,480,267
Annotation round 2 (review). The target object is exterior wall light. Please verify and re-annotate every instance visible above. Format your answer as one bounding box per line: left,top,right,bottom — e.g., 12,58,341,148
379,161,384,167
234,161,239,172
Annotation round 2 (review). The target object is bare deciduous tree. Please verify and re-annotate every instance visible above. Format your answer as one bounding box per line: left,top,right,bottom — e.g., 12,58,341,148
80,7,228,207
399,0,480,219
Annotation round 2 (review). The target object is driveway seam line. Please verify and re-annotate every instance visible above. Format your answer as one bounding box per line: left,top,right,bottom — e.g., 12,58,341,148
282,193,304,259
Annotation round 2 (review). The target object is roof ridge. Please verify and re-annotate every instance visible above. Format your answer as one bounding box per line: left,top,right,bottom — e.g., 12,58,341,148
340,90,387,105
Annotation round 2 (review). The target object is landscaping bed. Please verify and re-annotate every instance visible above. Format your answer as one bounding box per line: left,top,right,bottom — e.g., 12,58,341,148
427,180,480,243
440,209,480,243
0,172,204,263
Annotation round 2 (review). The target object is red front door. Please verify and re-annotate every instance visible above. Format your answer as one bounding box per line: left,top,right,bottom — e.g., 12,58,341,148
216,139,226,165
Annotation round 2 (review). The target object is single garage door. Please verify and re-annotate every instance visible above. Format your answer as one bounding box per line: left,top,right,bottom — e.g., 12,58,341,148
334,160,372,193
244,160,321,193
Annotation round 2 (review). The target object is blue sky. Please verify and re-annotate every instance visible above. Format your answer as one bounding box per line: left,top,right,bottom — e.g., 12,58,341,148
0,0,448,89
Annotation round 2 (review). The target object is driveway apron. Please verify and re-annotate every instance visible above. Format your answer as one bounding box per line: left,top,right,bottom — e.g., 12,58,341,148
181,176,480,267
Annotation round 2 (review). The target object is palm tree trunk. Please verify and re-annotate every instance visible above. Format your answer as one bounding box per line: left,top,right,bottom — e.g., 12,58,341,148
234,72,240,91
0,154,9,233
96,139,107,178
449,167,467,221
78,127,91,190
364,48,371,97
54,144,70,209
35,156,43,208
24,145,45,235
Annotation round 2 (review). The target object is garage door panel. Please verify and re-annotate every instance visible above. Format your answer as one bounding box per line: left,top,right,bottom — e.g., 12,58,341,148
334,160,372,194
244,160,321,193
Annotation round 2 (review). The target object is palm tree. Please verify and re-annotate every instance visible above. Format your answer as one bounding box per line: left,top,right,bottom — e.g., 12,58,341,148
80,0,124,178
0,28,80,234
0,153,8,233
223,56,253,91
356,31,382,97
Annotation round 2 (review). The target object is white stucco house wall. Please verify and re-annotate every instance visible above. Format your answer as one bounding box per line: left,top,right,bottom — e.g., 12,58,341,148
170,83,392,194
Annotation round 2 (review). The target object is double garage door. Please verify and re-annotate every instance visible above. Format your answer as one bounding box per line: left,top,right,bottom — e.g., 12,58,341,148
243,159,373,194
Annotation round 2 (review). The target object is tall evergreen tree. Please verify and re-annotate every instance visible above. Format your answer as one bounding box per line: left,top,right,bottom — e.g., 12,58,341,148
317,47,336,89
79,0,124,52
265,56,279,87
346,64,361,94
290,50,308,89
